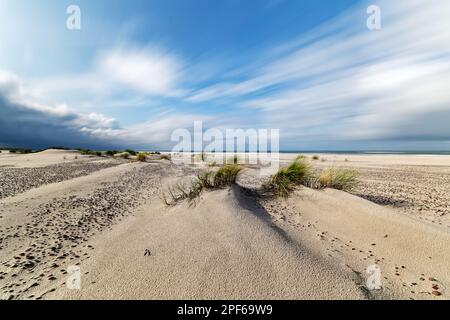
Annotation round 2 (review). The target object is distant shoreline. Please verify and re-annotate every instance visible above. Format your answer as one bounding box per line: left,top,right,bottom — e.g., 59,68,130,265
2,148,450,156
280,150,450,155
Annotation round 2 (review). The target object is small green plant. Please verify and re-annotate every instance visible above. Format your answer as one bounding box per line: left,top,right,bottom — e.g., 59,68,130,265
163,180,203,206
124,149,137,156
268,170,294,198
197,172,215,189
312,155,320,161
105,150,119,156
79,149,101,156
229,155,239,165
137,153,147,162
268,158,311,198
162,164,243,206
7,148,33,154
121,152,130,159
50,146,69,150
318,168,358,191
79,149,91,155
176,181,202,202
160,154,171,161
214,164,243,187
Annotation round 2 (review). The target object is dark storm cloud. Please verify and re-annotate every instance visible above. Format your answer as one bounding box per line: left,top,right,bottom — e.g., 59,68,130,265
0,85,120,150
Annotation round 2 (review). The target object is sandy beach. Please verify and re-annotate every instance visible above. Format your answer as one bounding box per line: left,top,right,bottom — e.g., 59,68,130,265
0,150,449,300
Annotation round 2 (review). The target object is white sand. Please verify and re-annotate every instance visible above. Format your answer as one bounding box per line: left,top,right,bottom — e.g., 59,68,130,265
0,149,93,168
53,187,366,300
1,151,449,300
278,152,450,167
279,188,450,299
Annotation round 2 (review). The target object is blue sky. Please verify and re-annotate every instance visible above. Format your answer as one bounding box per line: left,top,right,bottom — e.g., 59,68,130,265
1,0,450,151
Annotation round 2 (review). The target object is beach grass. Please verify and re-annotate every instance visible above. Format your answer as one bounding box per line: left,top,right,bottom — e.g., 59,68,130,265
137,153,147,162
318,168,358,191
268,158,311,198
267,157,359,197
214,164,242,187
160,154,171,161
163,164,243,205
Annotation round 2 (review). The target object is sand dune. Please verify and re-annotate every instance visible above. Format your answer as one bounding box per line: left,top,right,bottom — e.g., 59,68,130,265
263,188,449,299
1,152,449,300
52,187,366,300
0,149,94,168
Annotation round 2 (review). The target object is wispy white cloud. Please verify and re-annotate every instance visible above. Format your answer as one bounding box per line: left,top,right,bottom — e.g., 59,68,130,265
185,0,450,147
3,0,450,150
98,45,184,96
25,44,185,107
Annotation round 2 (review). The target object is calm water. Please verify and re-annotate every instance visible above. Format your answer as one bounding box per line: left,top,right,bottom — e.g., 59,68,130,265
281,151,450,155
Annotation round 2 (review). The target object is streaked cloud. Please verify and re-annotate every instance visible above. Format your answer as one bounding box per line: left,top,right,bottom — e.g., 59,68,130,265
185,0,450,147
98,46,184,96
26,45,185,107
1,0,450,150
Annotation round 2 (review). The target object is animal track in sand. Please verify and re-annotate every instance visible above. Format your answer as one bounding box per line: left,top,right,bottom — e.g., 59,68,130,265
352,166,450,226
0,160,120,200
0,163,171,299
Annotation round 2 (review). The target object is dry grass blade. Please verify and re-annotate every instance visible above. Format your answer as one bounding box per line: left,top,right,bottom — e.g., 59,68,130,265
318,168,358,191
268,158,311,198
214,164,243,187
162,164,243,205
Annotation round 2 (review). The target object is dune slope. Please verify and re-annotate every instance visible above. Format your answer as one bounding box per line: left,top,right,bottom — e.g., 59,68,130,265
265,188,450,300
52,187,367,300
2,154,448,300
